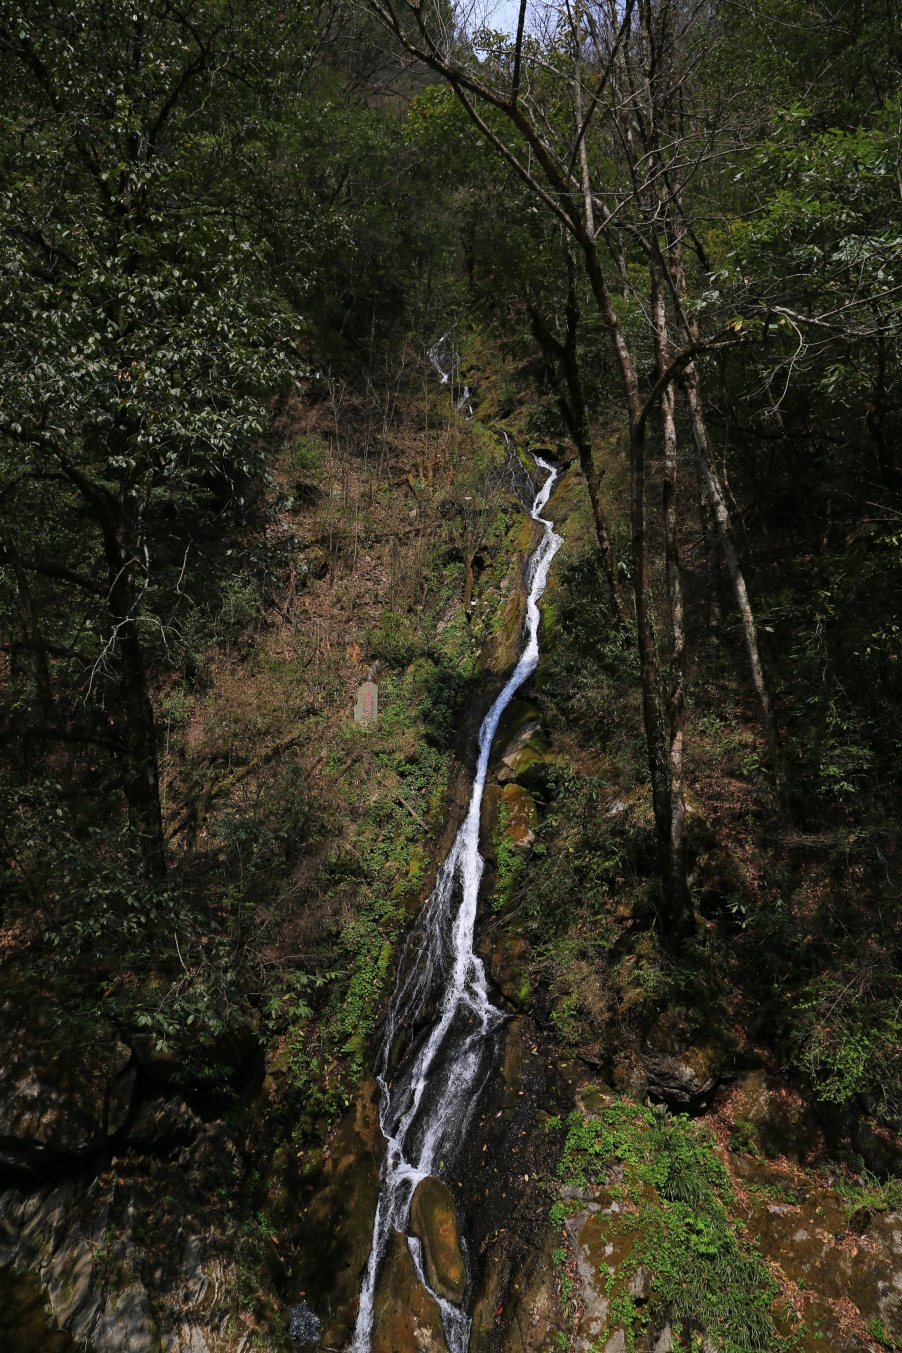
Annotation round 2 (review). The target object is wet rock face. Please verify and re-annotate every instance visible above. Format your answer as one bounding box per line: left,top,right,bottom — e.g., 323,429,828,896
289,1077,382,1351
456,1019,572,1353
470,1226,562,1353
409,1177,466,1303
370,1230,449,1353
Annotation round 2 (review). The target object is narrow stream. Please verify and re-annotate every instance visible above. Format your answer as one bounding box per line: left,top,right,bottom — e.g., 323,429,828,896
350,456,563,1353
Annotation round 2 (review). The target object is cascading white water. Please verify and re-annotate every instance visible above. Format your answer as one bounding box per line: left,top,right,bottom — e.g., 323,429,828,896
350,456,563,1353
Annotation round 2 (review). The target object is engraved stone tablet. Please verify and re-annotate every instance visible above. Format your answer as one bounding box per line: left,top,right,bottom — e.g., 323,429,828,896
353,681,378,724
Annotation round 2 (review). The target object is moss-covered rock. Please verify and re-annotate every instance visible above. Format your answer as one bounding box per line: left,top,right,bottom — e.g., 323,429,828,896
500,783,538,855
409,1176,465,1303
736,1069,821,1162
490,700,551,786
642,1013,733,1109
371,1229,449,1353
488,934,532,1011
0,1265,75,1353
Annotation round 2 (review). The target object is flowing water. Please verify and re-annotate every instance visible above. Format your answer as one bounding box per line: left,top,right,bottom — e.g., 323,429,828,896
350,456,564,1353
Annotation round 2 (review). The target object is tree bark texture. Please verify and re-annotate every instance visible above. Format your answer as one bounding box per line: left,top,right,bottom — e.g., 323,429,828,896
651,259,691,929
107,563,167,880
681,367,782,785
665,243,782,786
695,457,722,636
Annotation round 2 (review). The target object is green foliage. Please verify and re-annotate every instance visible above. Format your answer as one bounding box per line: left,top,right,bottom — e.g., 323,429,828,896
491,802,522,911
865,1317,900,1348
557,1102,783,1352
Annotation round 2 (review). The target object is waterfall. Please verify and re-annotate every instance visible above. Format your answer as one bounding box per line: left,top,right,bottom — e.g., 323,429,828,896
350,456,564,1353
428,336,451,384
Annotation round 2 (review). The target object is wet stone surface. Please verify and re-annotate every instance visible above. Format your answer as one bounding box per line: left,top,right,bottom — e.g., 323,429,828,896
288,1301,321,1345
409,1177,466,1303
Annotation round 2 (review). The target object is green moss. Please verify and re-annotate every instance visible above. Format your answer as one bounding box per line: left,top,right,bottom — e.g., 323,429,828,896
556,1102,788,1353
492,801,522,911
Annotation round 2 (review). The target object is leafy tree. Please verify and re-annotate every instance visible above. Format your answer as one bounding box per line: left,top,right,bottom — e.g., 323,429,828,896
0,0,305,874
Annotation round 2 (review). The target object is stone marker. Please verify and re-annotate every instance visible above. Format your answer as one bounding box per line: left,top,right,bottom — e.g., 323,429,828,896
354,680,378,725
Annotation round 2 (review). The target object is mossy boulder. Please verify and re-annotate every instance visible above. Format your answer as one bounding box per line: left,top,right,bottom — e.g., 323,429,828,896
490,700,551,785
642,1014,733,1109
409,1176,465,1303
500,783,538,855
488,934,532,1010
371,1229,449,1353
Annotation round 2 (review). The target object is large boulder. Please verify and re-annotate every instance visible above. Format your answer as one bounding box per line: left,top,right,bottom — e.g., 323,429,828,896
371,1230,449,1353
642,1015,732,1109
409,1177,465,1304
490,701,551,786
126,1095,198,1154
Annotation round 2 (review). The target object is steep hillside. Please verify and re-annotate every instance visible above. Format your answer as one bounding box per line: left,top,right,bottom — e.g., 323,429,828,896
3,2,902,1351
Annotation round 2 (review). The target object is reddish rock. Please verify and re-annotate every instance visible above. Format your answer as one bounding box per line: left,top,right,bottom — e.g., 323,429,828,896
500,783,538,855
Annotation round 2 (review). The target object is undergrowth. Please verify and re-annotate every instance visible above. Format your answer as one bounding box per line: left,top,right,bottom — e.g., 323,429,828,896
551,1100,788,1353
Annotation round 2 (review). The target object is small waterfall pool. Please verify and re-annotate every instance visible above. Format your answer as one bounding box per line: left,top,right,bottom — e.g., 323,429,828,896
350,456,564,1353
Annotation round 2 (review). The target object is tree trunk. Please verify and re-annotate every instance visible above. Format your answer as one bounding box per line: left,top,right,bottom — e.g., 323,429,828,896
463,553,475,614
115,589,167,879
579,239,671,868
681,368,782,786
0,520,55,721
559,263,630,627
866,335,898,490
651,259,691,931
665,242,782,787
98,514,166,878
695,457,722,636
527,268,630,626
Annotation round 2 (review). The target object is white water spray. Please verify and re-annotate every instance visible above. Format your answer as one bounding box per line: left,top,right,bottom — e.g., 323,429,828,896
350,456,563,1353
428,335,451,384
